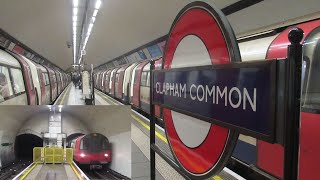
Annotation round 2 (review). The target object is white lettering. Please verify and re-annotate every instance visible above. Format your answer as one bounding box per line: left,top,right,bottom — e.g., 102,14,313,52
229,87,242,108
243,88,256,112
205,85,215,103
190,84,197,100
217,86,227,106
180,84,186,98
197,85,205,101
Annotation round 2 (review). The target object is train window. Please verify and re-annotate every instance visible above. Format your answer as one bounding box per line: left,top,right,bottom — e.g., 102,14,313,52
43,73,50,86
302,26,320,110
115,73,120,83
141,72,147,86
10,68,26,94
53,74,57,83
146,72,150,87
0,66,13,101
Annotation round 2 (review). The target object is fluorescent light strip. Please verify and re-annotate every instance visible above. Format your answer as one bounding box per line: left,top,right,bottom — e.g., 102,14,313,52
73,8,78,16
93,9,98,17
95,0,102,9
73,0,78,7
92,17,96,23
73,16,77,22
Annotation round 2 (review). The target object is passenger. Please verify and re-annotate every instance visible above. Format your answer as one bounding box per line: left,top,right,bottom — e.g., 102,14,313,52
0,73,10,98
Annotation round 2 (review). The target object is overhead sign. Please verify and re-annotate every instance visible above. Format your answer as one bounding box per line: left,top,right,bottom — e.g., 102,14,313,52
154,2,241,179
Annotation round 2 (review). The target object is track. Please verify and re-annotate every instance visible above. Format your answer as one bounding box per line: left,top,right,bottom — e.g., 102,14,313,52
0,160,31,180
84,168,130,180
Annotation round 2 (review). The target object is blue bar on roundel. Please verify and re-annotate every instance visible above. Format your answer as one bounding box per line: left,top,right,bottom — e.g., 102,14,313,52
153,61,276,138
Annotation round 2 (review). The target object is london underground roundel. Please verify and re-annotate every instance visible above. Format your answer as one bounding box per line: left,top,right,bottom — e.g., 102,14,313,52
162,2,240,178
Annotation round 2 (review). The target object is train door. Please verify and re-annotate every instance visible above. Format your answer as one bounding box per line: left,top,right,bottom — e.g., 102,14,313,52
104,70,112,93
11,53,37,105
109,68,119,96
0,49,28,105
37,65,50,105
130,63,140,104
122,63,137,103
140,64,150,113
20,55,42,105
132,61,148,108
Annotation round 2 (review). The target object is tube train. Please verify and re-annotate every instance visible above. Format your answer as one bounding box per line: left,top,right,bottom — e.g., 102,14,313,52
0,48,71,105
70,133,112,168
94,19,320,179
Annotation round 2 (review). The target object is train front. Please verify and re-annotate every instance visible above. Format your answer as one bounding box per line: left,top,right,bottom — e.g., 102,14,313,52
74,133,111,168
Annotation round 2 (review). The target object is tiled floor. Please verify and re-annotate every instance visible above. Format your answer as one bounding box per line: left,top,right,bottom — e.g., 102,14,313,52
132,142,165,180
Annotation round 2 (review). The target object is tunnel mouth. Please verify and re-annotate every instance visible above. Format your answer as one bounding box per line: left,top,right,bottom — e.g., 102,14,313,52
67,133,85,147
14,134,43,160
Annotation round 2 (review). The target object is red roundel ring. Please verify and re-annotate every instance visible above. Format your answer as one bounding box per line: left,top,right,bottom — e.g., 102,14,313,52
162,2,240,178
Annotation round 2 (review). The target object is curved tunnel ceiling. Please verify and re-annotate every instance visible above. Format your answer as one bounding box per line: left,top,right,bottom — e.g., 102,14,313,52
0,0,320,70
0,106,131,139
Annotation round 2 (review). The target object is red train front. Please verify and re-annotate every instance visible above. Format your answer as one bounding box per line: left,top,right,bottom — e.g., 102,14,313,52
72,133,111,167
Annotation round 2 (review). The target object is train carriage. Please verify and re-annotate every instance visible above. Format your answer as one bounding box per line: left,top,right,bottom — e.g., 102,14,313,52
19,55,45,105
0,49,28,105
71,133,112,167
122,63,139,103
37,64,51,105
44,66,58,102
9,52,37,105
103,69,112,93
115,65,130,100
100,70,108,93
132,61,148,108
109,67,120,97
54,70,62,95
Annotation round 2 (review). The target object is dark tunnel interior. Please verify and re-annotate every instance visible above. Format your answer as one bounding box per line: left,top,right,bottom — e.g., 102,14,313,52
15,134,43,160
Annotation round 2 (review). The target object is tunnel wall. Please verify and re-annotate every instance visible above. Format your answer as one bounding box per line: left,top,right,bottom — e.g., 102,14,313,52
18,112,89,137
0,131,15,167
0,112,24,168
108,131,131,178
17,112,48,137
62,113,89,136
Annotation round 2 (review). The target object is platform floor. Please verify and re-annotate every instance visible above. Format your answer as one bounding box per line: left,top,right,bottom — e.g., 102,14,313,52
54,84,119,105
131,110,245,180
24,164,78,180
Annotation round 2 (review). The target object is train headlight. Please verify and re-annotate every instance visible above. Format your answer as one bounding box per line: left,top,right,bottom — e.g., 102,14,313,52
104,153,108,157
80,153,86,157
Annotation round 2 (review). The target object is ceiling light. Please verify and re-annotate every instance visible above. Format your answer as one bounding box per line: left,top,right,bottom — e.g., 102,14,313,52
92,17,96,23
73,8,78,16
95,0,102,9
73,16,77,22
73,21,77,27
93,9,98,17
73,0,78,7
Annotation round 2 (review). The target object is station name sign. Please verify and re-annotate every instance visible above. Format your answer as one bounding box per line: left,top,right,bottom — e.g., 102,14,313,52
153,61,277,139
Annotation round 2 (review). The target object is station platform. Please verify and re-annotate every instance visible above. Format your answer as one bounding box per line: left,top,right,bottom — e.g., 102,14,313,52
54,84,121,105
13,162,89,180
130,110,245,180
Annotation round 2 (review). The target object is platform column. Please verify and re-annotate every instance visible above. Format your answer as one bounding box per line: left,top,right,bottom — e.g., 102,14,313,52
283,28,304,180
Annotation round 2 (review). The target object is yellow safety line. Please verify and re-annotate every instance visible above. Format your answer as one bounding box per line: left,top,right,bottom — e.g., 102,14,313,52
132,114,224,180
213,175,223,180
70,162,83,180
58,84,72,105
19,162,38,180
131,114,168,143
